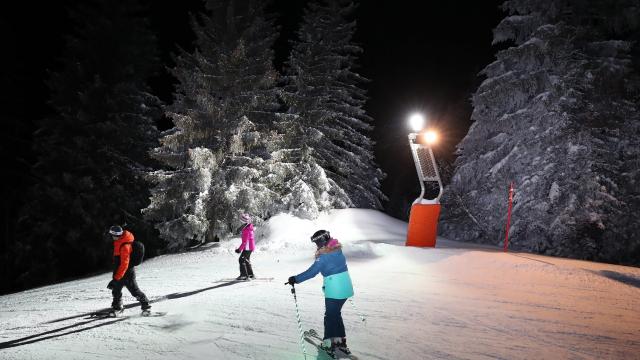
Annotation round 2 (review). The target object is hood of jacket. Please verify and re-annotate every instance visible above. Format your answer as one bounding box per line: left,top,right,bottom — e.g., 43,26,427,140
113,230,134,256
315,238,342,258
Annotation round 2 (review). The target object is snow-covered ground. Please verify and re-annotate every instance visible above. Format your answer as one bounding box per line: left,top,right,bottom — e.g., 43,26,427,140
1,209,639,360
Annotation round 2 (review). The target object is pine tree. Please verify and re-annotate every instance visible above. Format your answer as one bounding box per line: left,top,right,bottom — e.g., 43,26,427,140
0,17,36,294
144,0,284,246
282,0,385,210
17,0,162,289
143,147,216,250
441,0,640,264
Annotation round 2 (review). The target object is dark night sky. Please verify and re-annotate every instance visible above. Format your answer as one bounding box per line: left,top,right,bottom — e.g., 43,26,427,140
1,0,504,218
353,1,504,215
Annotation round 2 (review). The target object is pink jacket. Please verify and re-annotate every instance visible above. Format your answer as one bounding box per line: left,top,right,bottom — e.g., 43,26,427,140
237,223,255,251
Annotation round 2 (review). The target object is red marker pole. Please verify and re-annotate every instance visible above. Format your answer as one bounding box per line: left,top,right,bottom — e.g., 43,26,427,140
504,182,514,252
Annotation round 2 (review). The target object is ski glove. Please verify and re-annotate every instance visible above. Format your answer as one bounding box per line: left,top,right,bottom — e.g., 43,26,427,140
235,248,241,254
287,276,296,285
107,280,119,290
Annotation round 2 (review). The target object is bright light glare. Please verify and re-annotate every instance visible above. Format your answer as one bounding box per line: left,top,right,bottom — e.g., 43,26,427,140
408,113,425,132
422,130,438,144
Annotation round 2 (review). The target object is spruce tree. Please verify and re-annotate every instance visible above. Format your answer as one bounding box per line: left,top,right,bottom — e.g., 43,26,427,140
441,0,640,264
144,0,283,246
17,0,161,289
0,18,36,294
282,0,385,210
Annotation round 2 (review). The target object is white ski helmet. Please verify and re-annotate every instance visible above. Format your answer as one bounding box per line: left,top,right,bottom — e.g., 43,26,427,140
109,225,124,236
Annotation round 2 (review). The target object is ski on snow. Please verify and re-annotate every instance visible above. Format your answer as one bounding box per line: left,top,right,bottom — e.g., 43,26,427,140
303,329,358,360
213,277,274,283
88,309,166,319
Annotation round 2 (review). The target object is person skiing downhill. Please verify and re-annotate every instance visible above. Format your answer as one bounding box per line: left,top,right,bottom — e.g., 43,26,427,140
287,230,354,357
107,225,151,315
235,213,255,280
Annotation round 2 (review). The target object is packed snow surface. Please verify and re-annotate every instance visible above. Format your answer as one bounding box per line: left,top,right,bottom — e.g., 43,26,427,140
1,209,639,359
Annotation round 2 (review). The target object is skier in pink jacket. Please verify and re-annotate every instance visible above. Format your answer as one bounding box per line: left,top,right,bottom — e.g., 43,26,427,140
235,213,255,280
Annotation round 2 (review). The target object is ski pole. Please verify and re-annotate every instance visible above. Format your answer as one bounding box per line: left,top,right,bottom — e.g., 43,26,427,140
349,297,366,324
286,283,308,359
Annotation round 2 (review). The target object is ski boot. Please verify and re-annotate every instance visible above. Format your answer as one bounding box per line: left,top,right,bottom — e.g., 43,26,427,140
320,339,337,359
236,275,248,281
336,337,351,355
141,303,152,316
109,307,124,317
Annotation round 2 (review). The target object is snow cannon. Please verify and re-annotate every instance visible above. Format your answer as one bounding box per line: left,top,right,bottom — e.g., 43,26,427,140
406,113,443,247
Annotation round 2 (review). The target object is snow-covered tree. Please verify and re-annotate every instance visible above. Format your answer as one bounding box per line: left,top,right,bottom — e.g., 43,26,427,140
143,147,215,250
144,0,284,245
440,0,640,264
16,0,162,289
282,0,385,210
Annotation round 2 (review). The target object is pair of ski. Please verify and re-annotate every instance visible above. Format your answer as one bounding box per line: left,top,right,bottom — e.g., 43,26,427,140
303,329,358,359
214,277,274,282
88,309,166,319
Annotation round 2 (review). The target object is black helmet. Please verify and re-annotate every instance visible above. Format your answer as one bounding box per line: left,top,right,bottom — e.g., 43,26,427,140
109,225,124,236
311,230,330,248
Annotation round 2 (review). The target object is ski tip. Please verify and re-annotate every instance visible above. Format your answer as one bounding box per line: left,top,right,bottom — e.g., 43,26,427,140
141,311,167,317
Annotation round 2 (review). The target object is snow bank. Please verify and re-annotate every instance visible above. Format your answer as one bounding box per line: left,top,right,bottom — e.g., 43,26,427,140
216,209,409,259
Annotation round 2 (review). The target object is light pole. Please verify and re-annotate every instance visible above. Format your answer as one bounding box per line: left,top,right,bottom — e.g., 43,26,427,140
406,113,443,247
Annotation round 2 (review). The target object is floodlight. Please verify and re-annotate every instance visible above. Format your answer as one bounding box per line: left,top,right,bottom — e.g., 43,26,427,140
422,130,438,145
408,113,425,132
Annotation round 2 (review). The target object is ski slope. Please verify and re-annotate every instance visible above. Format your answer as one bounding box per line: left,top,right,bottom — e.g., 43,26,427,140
1,209,639,359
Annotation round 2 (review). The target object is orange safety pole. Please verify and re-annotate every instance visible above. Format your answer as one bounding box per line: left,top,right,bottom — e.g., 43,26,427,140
503,182,514,252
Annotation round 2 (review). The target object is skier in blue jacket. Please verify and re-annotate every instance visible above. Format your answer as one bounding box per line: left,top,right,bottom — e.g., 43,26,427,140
288,230,354,356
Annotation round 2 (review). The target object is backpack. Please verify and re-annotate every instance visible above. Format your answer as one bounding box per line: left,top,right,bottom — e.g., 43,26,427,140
121,241,145,267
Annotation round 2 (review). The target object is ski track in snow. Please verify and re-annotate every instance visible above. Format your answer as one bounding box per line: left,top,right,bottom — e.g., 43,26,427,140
1,209,639,360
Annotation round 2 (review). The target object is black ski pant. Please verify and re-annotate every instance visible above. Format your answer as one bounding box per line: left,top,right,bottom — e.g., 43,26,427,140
323,298,347,340
238,250,254,277
111,268,150,310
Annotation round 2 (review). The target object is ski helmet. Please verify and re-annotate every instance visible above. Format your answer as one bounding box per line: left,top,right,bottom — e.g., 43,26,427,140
311,230,330,248
240,213,252,224
109,225,124,237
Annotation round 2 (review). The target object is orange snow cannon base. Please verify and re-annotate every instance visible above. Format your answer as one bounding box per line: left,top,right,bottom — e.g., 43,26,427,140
406,203,441,247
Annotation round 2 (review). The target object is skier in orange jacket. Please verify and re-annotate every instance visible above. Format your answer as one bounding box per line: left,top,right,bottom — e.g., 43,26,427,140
107,225,150,314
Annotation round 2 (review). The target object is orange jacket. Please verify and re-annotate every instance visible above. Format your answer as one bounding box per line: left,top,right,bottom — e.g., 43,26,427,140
112,230,134,281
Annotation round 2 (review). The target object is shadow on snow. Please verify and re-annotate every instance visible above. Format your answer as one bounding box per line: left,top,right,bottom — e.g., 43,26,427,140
596,270,640,289
0,280,245,350
0,317,127,349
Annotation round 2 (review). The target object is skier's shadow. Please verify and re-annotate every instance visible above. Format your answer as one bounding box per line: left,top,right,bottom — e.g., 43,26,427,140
596,270,640,289
0,280,244,349
0,317,128,349
43,279,243,324
162,279,242,300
